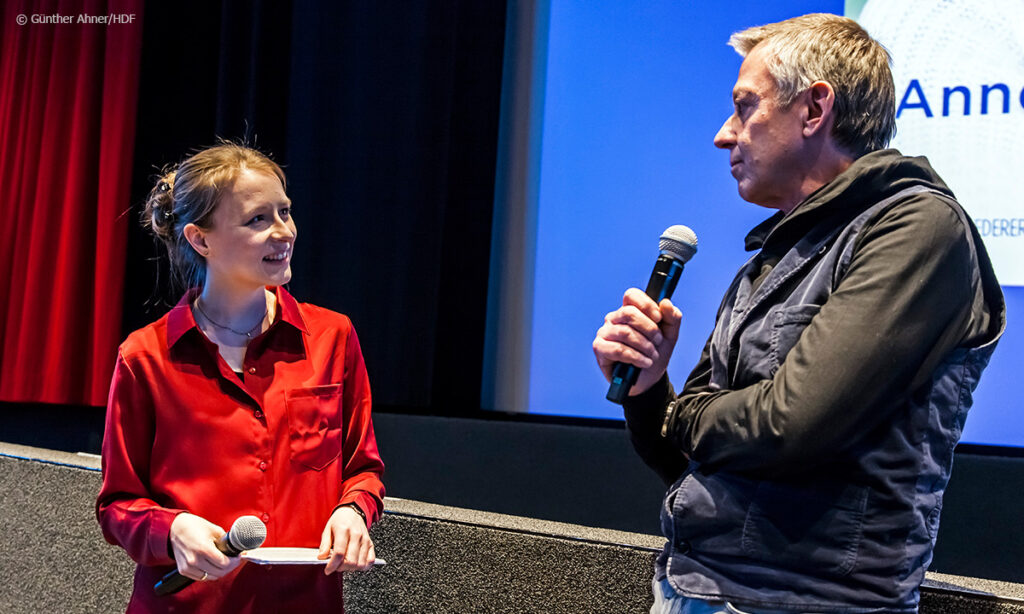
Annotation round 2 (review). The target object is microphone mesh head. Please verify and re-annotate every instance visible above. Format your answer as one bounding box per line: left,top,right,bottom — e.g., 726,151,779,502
660,225,698,263
228,515,267,551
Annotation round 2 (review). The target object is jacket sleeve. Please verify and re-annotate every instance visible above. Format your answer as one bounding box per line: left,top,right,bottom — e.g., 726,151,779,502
96,350,183,566
334,325,386,525
621,329,722,485
622,375,686,486
663,195,980,475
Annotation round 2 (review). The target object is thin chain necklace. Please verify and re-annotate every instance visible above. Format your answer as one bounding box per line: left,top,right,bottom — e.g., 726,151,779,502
194,299,267,339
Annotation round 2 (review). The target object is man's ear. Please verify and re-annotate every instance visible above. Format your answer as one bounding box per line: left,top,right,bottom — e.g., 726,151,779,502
803,80,836,138
183,223,210,258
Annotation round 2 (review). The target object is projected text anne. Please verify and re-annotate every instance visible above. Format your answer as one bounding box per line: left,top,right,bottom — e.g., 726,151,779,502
897,79,1022,118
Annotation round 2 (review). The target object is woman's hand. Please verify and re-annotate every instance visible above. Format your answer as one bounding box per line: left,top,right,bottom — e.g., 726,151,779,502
169,513,243,581
318,505,375,573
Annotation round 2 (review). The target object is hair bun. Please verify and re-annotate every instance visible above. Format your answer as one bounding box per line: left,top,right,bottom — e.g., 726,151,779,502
143,169,178,242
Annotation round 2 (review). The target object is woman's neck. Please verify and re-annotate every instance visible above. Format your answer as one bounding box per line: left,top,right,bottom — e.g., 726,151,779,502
193,282,278,372
198,285,268,328
195,275,279,340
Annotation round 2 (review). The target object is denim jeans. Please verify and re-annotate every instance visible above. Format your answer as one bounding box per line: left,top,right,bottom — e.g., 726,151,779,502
650,577,729,614
651,578,824,614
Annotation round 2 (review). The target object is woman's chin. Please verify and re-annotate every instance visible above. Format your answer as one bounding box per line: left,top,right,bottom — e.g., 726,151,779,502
261,262,292,285
268,272,292,287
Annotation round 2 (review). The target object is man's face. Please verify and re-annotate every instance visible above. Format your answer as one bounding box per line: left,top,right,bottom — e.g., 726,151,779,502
714,43,809,213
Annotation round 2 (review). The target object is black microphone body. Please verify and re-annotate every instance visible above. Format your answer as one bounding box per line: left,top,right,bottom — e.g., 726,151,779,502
606,226,697,404
153,566,194,598
154,515,266,597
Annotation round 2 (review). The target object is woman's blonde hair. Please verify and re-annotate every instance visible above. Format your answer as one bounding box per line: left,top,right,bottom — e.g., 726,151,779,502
143,142,286,290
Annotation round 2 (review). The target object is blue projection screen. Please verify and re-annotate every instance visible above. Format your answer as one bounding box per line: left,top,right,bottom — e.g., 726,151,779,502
523,0,1022,449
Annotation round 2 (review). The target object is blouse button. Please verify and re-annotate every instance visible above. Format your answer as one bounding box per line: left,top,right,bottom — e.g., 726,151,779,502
261,513,270,523
248,367,257,374
254,410,264,419
259,461,268,471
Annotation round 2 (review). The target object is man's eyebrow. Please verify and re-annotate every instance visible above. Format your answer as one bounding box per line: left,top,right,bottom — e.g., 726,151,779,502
732,88,754,102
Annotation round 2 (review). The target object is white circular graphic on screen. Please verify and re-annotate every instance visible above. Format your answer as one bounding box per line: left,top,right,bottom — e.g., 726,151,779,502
857,0,1024,285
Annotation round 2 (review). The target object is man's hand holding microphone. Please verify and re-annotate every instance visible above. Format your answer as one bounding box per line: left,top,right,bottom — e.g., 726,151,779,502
594,288,682,397
594,225,696,401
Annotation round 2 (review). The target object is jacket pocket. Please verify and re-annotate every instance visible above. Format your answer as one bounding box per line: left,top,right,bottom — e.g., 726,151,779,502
285,384,343,471
769,303,820,374
741,480,867,577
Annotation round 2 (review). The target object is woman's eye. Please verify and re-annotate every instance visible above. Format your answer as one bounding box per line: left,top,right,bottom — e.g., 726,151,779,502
246,214,265,225
280,207,291,219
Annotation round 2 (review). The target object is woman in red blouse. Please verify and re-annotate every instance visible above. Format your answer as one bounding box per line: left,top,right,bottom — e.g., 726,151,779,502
97,143,385,613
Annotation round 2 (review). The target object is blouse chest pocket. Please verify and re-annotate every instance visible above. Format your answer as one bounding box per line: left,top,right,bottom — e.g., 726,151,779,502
284,384,343,471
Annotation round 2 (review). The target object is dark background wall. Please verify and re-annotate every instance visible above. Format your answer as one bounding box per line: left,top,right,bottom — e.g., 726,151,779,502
122,0,506,413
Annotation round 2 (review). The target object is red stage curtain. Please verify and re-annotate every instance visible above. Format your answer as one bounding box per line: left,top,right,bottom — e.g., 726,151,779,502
0,0,143,406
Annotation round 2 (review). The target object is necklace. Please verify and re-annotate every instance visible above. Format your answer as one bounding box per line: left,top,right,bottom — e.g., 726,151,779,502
194,299,267,339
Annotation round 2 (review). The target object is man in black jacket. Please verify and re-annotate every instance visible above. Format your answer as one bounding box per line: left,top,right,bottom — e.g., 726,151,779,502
593,13,1004,613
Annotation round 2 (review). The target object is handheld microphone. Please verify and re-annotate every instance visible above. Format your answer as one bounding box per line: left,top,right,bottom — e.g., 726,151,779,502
606,225,698,404
155,515,267,596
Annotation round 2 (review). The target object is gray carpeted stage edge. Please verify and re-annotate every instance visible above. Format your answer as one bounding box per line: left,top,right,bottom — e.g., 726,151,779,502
1,443,1022,613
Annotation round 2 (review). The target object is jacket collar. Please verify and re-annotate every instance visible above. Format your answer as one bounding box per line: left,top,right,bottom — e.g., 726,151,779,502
741,149,953,253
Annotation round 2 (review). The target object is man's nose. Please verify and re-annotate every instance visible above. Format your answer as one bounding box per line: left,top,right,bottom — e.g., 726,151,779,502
713,117,735,149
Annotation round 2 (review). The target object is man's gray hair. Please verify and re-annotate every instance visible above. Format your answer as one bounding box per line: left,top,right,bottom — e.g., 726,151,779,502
729,13,896,156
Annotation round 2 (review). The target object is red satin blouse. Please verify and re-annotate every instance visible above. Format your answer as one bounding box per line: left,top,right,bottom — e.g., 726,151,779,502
97,286,385,613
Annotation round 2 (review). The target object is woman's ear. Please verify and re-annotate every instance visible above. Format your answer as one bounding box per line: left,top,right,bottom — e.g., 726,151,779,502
183,223,210,257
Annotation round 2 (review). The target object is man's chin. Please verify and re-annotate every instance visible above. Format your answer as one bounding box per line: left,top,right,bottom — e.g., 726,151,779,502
735,184,779,210
735,184,762,206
